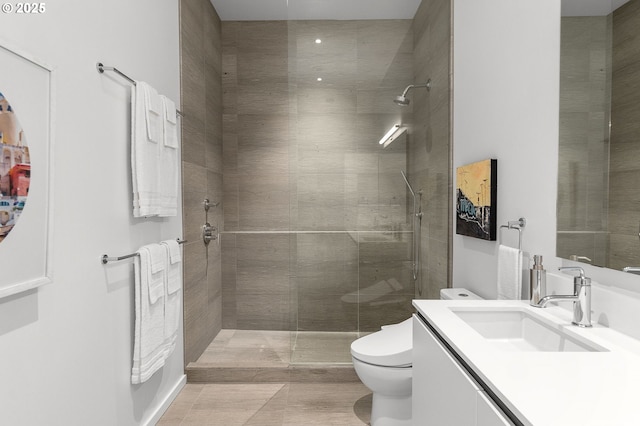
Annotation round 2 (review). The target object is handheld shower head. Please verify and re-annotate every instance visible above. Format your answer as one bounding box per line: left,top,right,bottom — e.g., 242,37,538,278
394,79,431,106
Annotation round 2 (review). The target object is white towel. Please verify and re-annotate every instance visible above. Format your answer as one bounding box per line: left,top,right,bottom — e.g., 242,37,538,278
131,81,161,217
161,239,182,359
132,244,167,384
497,244,523,300
162,95,178,148
146,243,166,303
161,239,182,294
158,95,179,217
144,84,163,143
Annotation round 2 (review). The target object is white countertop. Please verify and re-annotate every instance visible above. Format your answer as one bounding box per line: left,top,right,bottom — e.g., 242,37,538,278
413,299,640,426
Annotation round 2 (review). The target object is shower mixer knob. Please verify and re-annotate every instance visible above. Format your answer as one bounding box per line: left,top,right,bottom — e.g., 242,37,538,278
202,222,218,245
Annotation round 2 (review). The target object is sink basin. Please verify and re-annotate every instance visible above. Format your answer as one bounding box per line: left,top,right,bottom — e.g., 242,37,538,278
452,308,606,352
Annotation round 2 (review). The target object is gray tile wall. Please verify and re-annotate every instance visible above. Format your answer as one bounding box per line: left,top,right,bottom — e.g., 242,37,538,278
180,0,223,365
222,20,417,333
610,0,640,270
410,0,452,299
556,16,611,263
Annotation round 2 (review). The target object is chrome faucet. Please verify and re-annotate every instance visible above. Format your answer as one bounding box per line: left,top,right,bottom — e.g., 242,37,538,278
532,266,592,327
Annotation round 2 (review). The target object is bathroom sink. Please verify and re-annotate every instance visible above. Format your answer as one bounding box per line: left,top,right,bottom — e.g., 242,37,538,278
451,308,605,352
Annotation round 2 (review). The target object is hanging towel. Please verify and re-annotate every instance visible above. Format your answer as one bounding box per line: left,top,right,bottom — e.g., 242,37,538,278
162,95,178,148
131,81,162,217
161,239,182,359
158,95,179,217
132,244,167,384
146,243,166,303
143,83,163,143
497,244,523,300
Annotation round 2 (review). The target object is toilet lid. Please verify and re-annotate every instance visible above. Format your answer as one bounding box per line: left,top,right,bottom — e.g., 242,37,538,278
351,318,412,367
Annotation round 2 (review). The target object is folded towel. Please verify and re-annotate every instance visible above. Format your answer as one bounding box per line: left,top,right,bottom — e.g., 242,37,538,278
146,243,166,303
161,239,182,294
162,95,178,148
143,83,163,143
161,239,182,360
131,81,161,217
158,95,179,217
132,245,167,384
497,244,523,300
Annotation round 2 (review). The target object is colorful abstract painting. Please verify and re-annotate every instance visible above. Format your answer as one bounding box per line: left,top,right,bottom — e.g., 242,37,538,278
456,159,497,241
0,91,30,243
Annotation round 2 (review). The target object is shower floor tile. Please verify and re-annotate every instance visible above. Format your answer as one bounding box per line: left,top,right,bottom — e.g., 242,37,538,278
194,330,291,367
291,331,359,364
193,329,365,367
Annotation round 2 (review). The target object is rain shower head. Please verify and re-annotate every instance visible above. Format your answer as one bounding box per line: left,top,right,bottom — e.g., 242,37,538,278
394,95,411,106
394,79,431,106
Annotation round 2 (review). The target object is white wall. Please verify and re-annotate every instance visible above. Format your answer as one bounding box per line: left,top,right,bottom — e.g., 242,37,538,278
0,1,184,425
452,0,561,299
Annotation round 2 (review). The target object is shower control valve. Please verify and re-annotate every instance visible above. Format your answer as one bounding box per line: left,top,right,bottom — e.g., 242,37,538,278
202,222,218,245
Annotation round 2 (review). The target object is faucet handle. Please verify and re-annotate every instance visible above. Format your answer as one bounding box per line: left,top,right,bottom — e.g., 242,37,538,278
558,266,591,286
559,266,585,278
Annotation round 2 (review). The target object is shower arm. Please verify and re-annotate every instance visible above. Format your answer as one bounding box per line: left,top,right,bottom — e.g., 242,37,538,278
400,81,431,97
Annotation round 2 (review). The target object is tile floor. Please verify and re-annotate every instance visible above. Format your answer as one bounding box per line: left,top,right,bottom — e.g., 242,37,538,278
157,382,372,425
164,329,372,424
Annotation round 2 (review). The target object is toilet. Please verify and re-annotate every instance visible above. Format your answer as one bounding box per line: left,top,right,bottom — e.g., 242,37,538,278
351,288,483,426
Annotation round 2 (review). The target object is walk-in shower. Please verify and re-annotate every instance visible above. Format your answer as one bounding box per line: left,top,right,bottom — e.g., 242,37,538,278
187,13,441,377
394,79,432,106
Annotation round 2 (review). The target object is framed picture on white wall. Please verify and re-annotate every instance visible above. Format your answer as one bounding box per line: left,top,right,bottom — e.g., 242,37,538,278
0,40,54,299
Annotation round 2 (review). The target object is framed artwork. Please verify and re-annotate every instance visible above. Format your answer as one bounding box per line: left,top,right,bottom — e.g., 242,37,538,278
0,41,54,299
456,159,497,241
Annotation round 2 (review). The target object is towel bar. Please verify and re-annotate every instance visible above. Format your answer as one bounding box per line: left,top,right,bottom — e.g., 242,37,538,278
499,218,526,250
96,62,184,117
102,238,186,264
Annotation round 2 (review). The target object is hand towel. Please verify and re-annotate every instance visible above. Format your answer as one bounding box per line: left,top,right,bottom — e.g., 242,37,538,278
146,243,166,303
161,239,182,294
158,95,179,217
161,239,182,359
131,81,161,217
131,244,167,384
143,83,163,143
497,244,523,300
161,95,178,148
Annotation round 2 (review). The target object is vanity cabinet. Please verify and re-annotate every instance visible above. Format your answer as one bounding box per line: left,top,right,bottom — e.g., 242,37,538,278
412,315,514,426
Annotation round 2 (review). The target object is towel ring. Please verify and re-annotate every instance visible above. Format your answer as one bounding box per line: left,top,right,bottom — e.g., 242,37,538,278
499,218,526,250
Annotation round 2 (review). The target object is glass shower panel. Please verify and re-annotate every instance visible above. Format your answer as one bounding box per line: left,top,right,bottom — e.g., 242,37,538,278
287,17,416,364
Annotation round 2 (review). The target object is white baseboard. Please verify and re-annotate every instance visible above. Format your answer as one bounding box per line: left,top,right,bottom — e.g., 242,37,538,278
144,374,187,426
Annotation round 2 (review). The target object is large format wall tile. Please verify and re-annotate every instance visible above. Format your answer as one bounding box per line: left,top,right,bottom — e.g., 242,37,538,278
222,18,427,333
181,0,223,365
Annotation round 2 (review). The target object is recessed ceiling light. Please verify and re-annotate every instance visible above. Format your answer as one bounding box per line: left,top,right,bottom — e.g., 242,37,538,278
315,39,322,44
317,77,323,82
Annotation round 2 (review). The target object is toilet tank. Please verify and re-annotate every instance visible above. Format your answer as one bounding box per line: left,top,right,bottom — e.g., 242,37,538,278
439,288,483,300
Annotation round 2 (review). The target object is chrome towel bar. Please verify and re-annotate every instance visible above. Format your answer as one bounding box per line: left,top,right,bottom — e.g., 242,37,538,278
101,238,186,264
96,62,184,117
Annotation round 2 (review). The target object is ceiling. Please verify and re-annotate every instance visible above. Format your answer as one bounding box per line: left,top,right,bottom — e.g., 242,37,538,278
561,0,631,16
209,0,422,21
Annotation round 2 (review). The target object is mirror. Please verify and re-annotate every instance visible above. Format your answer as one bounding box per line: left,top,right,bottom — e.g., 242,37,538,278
557,0,640,273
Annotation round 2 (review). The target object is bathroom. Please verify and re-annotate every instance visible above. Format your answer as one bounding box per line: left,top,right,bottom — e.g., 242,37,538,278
1,0,640,424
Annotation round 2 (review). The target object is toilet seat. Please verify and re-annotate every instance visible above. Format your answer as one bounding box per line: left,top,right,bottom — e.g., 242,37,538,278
351,318,412,367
